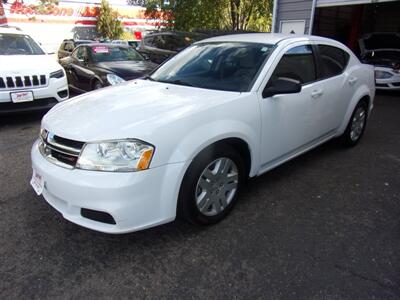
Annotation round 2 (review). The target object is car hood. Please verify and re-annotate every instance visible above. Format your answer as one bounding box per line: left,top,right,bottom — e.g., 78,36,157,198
0,55,62,75
42,80,241,142
95,61,157,80
361,49,400,68
359,33,400,52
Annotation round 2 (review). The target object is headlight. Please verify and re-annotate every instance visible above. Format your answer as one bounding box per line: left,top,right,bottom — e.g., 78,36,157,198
50,69,65,79
76,140,154,172
107,74,125,85
375,70,393,79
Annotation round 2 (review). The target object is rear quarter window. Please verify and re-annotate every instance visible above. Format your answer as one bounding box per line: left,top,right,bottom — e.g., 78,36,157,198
317,45,350,79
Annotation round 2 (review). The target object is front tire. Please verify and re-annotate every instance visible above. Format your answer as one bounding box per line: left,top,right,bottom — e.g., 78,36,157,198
341,100,368,147
93,80,103,90
178,145,245,225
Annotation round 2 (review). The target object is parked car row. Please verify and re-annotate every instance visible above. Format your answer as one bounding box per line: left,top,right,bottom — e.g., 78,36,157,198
55,31,209,93
0,25,395,117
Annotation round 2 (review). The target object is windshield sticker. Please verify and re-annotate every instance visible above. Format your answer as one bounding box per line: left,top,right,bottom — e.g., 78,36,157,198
93,46,110,53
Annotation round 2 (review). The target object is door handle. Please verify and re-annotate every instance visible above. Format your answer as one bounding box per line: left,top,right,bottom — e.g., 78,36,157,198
311,89,323,98
349,77,358,85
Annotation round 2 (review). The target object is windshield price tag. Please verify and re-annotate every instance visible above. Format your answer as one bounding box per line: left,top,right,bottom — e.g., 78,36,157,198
93,46,110,53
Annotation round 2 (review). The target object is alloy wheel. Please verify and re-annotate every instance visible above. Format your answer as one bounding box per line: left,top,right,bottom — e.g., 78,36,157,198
195,157,239,216
350,106,366,141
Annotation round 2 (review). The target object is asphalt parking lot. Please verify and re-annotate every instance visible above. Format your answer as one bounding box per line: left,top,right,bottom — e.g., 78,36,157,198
0,92,399,299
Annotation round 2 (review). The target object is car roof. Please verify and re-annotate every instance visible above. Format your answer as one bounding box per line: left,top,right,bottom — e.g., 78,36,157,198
146,31,207,37
0,27,25,35
197,33,333,45
84,43,130,48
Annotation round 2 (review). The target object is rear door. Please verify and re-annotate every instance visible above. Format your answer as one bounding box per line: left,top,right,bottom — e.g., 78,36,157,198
312,43,351,133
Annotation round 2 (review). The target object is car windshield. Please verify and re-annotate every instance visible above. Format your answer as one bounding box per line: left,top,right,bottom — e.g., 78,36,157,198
0,33,45,55
149,42,274,92
90,45,144,62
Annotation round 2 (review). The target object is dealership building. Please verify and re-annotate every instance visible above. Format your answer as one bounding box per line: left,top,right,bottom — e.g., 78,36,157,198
0,0,158,52
272,0,400,53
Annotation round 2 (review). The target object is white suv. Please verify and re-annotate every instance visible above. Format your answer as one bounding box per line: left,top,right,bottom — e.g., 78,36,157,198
0,27,68,114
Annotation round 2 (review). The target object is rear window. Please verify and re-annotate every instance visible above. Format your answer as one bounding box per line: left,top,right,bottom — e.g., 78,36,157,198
317,45,349,79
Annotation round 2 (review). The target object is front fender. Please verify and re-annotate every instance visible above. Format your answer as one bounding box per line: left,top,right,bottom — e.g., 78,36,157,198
167,119,260,177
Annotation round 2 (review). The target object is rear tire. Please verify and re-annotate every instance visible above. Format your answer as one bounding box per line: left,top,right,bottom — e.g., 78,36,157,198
177,144,245,225
341,100,368,147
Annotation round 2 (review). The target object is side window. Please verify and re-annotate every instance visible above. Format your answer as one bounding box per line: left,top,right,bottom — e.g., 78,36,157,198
162,35,185,51
317,45,350,79
152,35,168,50
267,45,316,87
72,46,85,60
144,36,154,47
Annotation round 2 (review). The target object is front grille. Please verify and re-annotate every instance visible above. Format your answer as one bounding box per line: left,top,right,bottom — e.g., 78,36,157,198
39,130,85,169
0,74,47,89
376,83,389,87
392,82,400,87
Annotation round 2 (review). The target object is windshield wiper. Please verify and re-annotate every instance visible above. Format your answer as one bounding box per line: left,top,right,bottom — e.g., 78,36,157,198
142,75,156,81
161,79,194,87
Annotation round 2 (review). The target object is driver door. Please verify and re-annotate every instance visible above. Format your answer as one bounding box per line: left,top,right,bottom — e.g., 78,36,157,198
70,46,92,91
259,44,325,169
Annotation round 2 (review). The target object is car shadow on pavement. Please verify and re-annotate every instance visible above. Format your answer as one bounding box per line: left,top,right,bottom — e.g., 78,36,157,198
0,111,47,127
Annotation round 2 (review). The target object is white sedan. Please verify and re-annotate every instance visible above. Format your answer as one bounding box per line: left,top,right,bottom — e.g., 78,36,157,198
31,34,375,234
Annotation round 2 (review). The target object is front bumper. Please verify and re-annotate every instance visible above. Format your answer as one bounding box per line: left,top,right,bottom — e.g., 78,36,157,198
0,78,69,114
31,140,185,234
375,67,400,90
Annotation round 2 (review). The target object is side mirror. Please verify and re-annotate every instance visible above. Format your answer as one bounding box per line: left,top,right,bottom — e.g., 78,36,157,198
263,78,302,98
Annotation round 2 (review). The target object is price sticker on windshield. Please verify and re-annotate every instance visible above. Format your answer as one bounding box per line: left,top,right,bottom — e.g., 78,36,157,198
93,46,110,53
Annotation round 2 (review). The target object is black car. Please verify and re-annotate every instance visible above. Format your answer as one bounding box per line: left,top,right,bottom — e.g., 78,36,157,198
58,39,94,60
137,31,208,64
59,44,158,92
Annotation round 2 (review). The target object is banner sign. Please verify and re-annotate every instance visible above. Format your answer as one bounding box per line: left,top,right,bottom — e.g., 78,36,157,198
0,0,162,27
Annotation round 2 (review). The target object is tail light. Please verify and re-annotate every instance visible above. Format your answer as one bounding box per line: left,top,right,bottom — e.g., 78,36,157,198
134,31,142,40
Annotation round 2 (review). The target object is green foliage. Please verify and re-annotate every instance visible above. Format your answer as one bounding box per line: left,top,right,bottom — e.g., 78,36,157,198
96,0,124,39
143,0,273,32
31,0,60,15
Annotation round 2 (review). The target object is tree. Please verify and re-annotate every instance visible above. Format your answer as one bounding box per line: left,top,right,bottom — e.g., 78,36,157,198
96,0,123,39
142,0,272,32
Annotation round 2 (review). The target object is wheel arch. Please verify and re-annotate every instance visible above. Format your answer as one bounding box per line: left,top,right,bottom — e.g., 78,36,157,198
337,85,373,135
164,119,260,179
90,76,104,89
190,137,252,179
